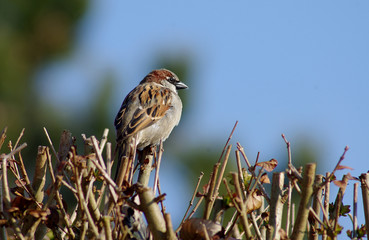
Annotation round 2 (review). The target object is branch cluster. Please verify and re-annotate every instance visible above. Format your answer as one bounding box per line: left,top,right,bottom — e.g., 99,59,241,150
0,125,368,240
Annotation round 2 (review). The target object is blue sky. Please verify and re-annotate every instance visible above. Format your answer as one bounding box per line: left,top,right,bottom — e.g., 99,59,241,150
36,0,369,230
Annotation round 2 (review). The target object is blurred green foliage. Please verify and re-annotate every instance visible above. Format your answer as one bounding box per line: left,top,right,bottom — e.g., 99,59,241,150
0,0,87,158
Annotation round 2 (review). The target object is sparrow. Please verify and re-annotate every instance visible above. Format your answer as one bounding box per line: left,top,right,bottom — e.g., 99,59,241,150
114,69,188,187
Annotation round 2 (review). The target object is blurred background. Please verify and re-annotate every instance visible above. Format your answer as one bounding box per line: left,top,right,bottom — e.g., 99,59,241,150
1,0,368,233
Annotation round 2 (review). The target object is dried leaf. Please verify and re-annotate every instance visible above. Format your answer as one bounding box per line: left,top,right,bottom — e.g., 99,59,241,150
14,178,27,188
256,159,278,172
11,196,33,213
0,219,8,227
180,218,223,240
45,207,60,229
246,189,263,213
333,180,348,188
7,207,20,214
336,165,354,171
27,209,50,221
346,172,359,181
260,173,270,184
10,186,24,197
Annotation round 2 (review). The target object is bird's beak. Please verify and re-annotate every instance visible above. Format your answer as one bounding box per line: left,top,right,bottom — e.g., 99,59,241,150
175,82,188,90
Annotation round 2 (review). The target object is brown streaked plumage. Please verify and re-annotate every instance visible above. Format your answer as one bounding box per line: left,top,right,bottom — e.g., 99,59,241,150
114,69,188,187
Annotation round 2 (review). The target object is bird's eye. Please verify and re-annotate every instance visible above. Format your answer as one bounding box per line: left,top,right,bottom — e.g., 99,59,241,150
166,76,177,84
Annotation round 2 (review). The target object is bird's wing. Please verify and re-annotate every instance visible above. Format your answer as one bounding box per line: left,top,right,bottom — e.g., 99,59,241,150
115,83,172,143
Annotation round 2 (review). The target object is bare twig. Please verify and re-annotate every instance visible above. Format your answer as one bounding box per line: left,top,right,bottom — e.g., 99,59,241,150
177,172,204,233
217,121,238,164
235,150,246,198
282,133,293,235
291,163,316,240
0,127,7,150
332,174,349,232
250,212,263,240
237,143,271,203
309,174,323,240
187,196,204,219
13,128,25,150
204,144,232,220
203,163,220,219
223,178,242,213
153,141,163,195
91,135,107,170
2,151,25,240
359,173,369,238
232,173,252,240
322,171,331,240
326,146,350,184
267,172,285,240
74,164,99,237
43,127,59,163
99,128,109,150
353,182,358,238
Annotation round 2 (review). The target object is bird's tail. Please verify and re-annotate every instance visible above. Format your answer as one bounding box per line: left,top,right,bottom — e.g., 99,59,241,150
114,139,136,188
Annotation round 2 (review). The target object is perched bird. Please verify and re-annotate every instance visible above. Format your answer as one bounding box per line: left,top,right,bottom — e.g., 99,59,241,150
114,69,188,186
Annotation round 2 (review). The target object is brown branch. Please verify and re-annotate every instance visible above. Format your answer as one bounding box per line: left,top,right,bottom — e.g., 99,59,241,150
267,172,285,240
309,174,323,240
153,141,164,195
359,173,369,238
2,151,25,240
137,146,155,187
0,127,7,150
217,120,238,164
136,184,167,240
177,171,204,233
232,173,252,240
203,163,220,219
291,163,316,240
